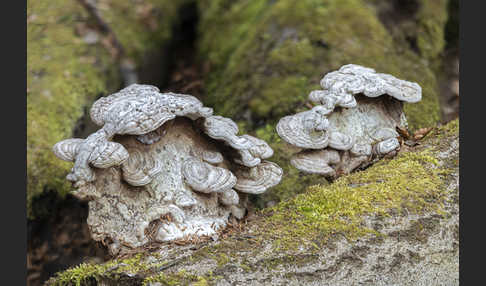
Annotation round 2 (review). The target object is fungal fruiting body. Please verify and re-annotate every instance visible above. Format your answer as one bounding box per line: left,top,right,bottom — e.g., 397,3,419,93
277,64,422,177
53,84,282,255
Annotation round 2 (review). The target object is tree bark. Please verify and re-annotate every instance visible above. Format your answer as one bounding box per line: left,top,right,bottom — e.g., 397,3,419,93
46,121,459,286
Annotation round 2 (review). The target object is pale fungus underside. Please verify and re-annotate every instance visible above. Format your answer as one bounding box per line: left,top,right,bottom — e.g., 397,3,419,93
52,84,283,255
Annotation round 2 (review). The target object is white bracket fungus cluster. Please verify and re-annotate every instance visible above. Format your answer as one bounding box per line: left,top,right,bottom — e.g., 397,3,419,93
53,84,282,255
276,64,422,177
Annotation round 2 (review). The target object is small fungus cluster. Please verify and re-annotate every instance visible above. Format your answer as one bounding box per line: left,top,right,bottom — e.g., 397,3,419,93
276,64,422,177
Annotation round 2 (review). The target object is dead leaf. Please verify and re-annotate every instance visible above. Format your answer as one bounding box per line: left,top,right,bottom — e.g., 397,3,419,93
396,125,411,140
413,127,433,140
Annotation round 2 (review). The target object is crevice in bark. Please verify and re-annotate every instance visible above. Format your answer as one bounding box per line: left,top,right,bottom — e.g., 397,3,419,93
160,1,205,98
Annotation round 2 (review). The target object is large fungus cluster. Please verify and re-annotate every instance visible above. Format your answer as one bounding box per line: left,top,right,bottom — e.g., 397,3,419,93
53,84,282,255
277,64,422,177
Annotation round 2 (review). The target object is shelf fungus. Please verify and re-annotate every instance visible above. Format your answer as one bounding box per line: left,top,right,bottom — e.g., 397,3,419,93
52,84,282,255
277,64,421,178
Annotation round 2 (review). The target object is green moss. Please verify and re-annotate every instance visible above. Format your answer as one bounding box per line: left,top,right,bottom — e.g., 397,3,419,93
251,75,310,118
415,0,449,60
99,0,189,62
27,0,190,219
48,254,167,286
49,263,103,286
143,270,210,286
442,118,459,137
198,0,269,69
215,253,230,267
48,252,223,286
27,0,117,219
48,249,221,285
198,0,446,130
260,148,448,250
239,262,252,273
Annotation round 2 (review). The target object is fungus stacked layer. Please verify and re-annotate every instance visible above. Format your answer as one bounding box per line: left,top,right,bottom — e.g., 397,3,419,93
277,64,422,177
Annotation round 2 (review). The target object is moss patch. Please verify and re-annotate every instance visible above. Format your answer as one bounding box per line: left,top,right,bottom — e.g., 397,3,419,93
259,147,449,250
27,0,117,219
415,0,449,60
47,252,220,286
47,254,157,286
99,0,190,63
442,118,459,137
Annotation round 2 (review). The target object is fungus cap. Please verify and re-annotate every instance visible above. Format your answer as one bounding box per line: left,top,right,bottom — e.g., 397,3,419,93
319,64,421,104
290,149,340,175
52,138,84,162
234,161,283,194
328,131,354,151
276,108,330,149
182,158,237,193
374,137,400,155
121,149,163,186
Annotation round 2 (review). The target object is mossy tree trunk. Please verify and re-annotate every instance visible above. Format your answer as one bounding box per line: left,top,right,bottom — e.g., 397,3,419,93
46,120,459,286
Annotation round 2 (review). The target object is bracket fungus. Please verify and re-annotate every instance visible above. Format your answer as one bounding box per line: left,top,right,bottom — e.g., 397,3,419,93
277,64,422,178
53,84,282,255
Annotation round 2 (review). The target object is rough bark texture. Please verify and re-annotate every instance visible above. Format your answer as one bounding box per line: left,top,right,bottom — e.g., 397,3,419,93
46,120,459,286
